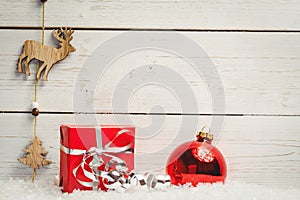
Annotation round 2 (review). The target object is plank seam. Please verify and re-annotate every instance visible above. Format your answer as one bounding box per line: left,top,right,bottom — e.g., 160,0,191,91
0,26,300,33
1,111,299,117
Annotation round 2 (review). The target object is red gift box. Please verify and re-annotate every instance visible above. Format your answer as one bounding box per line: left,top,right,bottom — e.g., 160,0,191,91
59,125,135,193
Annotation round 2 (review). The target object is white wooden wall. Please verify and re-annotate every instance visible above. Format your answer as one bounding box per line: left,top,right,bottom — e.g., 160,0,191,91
0,0,300,188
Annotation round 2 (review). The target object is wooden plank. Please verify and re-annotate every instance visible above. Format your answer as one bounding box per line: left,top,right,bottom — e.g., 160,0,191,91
0,0,300,30
0,30,299,114
0,113,299,187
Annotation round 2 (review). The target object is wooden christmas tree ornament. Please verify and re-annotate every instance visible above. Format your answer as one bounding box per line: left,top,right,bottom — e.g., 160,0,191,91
18,27,76,81
18,136,52,181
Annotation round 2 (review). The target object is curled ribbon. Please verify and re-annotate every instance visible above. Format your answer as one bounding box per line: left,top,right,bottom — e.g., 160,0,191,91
60,129,170,191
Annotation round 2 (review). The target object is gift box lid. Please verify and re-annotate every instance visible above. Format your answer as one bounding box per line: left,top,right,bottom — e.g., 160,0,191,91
60,125,135,150
64,125,134,129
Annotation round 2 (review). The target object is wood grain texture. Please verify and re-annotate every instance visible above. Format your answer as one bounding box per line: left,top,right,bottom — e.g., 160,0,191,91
17,135,52,182
0,30,299,114
17,28,76,81
0,0,300,30
0,114,299,187
1,0,300,190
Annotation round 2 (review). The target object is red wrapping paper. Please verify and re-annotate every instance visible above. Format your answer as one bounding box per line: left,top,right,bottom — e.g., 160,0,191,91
59,125,135,193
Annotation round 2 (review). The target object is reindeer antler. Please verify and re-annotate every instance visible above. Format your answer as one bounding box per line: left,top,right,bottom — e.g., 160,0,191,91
52,29,64,43
61,27,74,42
52,27,74,43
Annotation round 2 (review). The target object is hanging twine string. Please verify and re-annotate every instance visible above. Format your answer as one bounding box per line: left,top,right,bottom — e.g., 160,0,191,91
33,1,45,136
42,1,45,46
32,0,46,181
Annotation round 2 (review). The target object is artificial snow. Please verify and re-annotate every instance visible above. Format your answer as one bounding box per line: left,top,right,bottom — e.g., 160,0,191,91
0,178,299,200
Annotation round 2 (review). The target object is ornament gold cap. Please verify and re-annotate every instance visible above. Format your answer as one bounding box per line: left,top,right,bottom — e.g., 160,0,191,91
196,126,213,143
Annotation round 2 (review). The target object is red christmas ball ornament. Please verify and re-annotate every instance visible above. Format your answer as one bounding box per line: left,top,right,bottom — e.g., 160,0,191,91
166,126,227,186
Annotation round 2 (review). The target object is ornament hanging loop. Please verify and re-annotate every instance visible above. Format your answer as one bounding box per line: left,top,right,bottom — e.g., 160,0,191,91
201,126,211,133
196,126,213,144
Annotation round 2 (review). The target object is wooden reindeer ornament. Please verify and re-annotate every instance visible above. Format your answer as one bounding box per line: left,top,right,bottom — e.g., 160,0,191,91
18,27,76,81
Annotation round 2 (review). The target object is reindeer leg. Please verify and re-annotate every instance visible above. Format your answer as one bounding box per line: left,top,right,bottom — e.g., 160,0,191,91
17,53,27,73
24,57,33,76
36,62,47,80
42,63,54,81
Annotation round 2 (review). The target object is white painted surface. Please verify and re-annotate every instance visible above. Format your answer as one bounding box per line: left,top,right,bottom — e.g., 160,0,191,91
1,30,299,114
0,0,299,189
0,0,300,30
